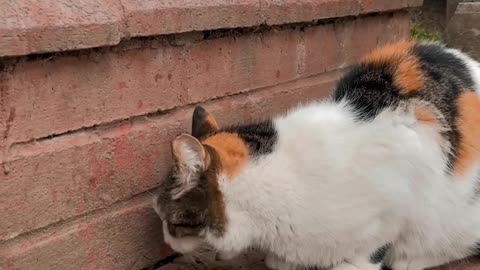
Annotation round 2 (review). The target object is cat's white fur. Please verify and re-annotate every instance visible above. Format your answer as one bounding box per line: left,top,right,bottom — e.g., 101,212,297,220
161,50,480,270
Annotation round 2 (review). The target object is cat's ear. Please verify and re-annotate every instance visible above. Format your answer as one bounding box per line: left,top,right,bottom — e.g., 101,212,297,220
171,134,210,195
172,134,210,177
192,106,219,138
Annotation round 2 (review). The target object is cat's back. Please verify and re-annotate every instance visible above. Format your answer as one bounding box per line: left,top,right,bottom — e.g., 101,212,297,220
334,40,480,176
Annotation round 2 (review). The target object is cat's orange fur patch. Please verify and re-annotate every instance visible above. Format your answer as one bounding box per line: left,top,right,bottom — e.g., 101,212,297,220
414,105,438,125
202,132,249,178
362,41,424,94
454,92,480,175
205,115,219,130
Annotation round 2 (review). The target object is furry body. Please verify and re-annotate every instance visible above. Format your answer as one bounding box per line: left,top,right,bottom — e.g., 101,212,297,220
154,41,480,270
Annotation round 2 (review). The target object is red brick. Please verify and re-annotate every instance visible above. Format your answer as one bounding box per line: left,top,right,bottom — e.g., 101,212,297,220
0,194,173,270
0,70,341,241
1,13,411,147
121,0,264,37
301,11,411,77
0,0,422,57
260,0,360,26
122,0,422,37
1,27,299,146
0,0,123,57
358,0,423,13
342,11,412,63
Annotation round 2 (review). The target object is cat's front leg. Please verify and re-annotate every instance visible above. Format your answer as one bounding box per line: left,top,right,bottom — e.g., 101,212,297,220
265,253,301,270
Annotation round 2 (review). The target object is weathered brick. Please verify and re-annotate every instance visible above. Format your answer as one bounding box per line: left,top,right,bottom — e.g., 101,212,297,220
238,0,360,26
0,70,340,241
0,0,123,57
296,11,411,78
122,0,422,37
121,0,264,37
1,26,300,146
0,0,423,57
1,13,411,147
0,194,173,270
358,0,423,13
342,11,412,63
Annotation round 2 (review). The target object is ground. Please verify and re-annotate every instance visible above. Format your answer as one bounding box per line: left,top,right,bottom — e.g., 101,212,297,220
148,247,269,270
147,247,480,270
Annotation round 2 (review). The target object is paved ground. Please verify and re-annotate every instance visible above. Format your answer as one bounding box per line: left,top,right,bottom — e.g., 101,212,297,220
145,245,480,270
147,246,269,270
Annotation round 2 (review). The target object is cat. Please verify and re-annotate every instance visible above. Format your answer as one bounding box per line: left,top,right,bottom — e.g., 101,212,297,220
153,40,480,270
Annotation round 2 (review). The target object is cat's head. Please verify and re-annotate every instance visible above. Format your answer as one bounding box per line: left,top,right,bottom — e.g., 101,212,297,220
153,106,248,254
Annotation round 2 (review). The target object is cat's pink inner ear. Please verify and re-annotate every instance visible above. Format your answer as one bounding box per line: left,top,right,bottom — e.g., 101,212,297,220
172,134,209,170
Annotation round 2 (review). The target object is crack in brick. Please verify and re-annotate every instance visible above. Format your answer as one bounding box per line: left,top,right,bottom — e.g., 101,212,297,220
5,68,347,156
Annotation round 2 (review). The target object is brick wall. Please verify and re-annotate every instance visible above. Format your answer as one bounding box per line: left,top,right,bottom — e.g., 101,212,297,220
0,1,421,269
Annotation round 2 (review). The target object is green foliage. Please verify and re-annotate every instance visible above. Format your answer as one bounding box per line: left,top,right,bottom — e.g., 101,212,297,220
410,23,443,42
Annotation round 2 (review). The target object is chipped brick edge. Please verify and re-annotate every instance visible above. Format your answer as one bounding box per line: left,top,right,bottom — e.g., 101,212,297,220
0,0,422,57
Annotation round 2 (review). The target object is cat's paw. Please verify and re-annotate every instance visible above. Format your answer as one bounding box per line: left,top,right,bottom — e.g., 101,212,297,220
265,253,300,270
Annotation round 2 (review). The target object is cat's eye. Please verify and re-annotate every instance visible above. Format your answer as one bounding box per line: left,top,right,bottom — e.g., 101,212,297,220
168,222,203,237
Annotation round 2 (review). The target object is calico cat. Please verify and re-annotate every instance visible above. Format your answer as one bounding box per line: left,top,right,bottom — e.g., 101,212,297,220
153,40,480,270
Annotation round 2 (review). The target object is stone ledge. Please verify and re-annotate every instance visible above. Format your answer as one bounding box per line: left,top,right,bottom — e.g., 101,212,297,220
456,2,480,13
0,0,423,57
446,1,480,59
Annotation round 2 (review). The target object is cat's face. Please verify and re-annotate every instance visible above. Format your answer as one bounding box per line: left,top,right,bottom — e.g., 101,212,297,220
153,106,228,254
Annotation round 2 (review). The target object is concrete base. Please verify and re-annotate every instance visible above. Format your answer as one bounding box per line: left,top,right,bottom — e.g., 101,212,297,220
446,2,480,60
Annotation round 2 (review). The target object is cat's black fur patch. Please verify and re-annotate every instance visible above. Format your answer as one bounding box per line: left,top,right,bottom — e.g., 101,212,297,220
412,43,474,88
474,241,480,257
380,263,393,270
369,244,391,264
223,120,278,156
333,64,401,121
